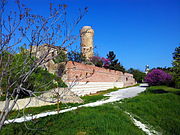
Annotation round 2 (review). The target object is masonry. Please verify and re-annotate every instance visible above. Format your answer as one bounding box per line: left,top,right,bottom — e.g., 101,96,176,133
64,61,136,96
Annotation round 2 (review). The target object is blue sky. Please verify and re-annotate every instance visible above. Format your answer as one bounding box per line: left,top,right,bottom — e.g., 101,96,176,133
10,0,180,71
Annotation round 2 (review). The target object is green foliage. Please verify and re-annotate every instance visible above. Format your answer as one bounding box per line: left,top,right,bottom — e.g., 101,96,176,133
171,46,180,88
67,51,86,63
172,46,180,67
53,50,67,63
27,67,67,92
6,86,131,119
106,51,125,72
2,105,144,135
128,68,146,83
89,56,103,67
0,49,67,98
120,86,180,135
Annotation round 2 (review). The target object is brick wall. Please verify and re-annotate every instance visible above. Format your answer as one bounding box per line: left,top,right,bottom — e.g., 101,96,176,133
66,61,123,82
64,61,136,96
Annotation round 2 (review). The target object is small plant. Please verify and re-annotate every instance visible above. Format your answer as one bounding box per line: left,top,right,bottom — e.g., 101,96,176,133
144,69,172,86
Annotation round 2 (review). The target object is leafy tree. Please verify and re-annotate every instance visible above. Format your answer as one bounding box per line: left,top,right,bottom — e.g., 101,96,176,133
172,46,180,67
53,50,67,63
106,51,125,72
90,56,103,67
171,46,180,88
127,68,146,83
0,50,66,98
144,69,172,86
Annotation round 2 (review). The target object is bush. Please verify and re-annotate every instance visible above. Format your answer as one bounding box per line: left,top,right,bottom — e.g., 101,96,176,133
90,56,103,67
0,50,67,98
127,68,146,83
144,69,172,86
53,50,67,63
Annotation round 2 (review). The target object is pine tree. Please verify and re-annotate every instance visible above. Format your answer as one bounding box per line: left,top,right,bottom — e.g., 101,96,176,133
106,51,125,72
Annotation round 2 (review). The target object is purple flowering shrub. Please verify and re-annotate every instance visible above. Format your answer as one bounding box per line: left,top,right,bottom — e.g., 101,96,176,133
101,57,111,68
144,69,172,86
90,56,110,68
90,56,103,67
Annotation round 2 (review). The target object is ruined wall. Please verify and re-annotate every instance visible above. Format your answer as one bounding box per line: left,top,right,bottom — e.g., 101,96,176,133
0,88,83,111
64,61,136,96
31,44,66,75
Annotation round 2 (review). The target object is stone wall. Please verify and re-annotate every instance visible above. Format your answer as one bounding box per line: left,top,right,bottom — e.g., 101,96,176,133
0,88,83,111
64,61,136,96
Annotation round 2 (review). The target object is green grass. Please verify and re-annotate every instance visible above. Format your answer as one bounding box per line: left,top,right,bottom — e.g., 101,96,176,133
81,87,120,103
3,85,179,135
6,87,121,120
81,84,139,104
1,104,145,135
118,85,180,135
7,85,136,120
7,102,80,119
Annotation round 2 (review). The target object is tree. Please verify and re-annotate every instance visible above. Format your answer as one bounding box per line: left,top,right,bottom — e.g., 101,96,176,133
0,0,87,130
67,51,86,63
144,69,172,86
172,46,180,67
90,56,103,67
127,68,146,83
106,51,125,72
171,46,180,88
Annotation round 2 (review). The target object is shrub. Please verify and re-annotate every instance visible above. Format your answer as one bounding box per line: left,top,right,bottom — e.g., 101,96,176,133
53,50,67,63
90,56,110,68
0,50,67,98
90,56,103,67
127,68,146,83
144,69,172,86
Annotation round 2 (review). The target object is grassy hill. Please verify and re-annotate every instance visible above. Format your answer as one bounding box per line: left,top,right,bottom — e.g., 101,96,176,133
1,86,180,135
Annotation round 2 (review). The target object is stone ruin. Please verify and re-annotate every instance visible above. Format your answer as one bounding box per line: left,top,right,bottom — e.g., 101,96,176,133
80,26,94,60
29,26,136,96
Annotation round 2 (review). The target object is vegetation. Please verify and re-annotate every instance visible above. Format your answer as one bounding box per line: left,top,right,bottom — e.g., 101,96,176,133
81,87,120,103
171,46,180,88
6,86,137,120
1,105,145,135
67,51,87,63
119,86,180,135
144,69,172,86
2,85,180,135
106,51,125,72
53,50,67,63
148,46,180,88
172,46,180,67
127,68,146,83
0,50,66,99
89,56,104,67
0,0,88,129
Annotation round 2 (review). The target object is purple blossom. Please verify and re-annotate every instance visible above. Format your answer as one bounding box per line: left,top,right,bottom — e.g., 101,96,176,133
90,56,110,68
144,69,172,86
101,57,110,67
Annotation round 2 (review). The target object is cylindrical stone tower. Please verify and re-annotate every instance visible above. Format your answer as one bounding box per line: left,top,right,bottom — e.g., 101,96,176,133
80,26,94,59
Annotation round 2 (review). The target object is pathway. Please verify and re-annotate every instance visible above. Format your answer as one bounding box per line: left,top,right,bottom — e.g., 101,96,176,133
5,85,159,135
5,86,146,124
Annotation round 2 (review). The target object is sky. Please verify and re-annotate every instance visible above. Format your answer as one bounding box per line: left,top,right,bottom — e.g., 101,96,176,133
8,0,180,71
